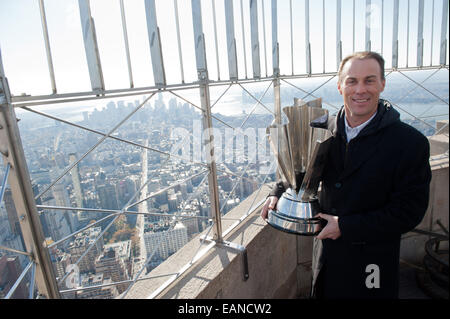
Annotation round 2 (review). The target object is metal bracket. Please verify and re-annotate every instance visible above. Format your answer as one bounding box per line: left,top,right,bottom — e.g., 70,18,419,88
200,236,249,281
197,69,208,84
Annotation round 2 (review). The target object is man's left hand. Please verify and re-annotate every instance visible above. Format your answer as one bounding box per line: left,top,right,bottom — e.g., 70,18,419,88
316,213,341,240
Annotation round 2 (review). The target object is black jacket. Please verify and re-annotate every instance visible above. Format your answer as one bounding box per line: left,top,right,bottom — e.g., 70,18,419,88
270,99,432,298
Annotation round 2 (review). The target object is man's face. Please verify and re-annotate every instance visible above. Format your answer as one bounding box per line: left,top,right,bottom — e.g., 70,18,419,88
337,58,386,126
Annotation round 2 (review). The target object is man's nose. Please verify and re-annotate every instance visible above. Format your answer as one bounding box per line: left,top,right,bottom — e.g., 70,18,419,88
354,82,368,94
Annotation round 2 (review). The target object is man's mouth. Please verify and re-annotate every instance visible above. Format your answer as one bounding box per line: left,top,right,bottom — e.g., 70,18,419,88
352,98,370,103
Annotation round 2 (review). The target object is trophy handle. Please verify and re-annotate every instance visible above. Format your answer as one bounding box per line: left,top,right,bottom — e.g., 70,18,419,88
299,137,332,201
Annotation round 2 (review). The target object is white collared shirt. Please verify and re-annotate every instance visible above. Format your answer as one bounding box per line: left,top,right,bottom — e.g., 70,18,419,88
344,111,377,143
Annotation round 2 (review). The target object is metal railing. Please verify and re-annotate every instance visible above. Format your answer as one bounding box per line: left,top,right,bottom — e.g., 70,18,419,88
0,0,448,299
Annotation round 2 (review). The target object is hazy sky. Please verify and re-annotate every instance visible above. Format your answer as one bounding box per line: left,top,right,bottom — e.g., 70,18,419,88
0,0,448,97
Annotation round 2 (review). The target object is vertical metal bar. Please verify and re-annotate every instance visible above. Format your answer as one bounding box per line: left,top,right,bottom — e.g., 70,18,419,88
430,0,435,66
272,0,279,76
305,0,311,75
440,0,449,65
365,0,371,51
240,0,248,79
322,0,325,73
262,0,268,77
406,0,410,67
0,49,61,299
271,62,282,174
28,261,36,299
212,0,221,80
336,0,342,71
192,0,207,72
119,0,134,88
174,0,185,83
273,78,281,124
392,0,399,69
224,0,238,80
250,0,261,78
78,0,104,92
38,0,57,94
290,0,294,75
352,0,355,53
191,0,222,243
417,0,424,67
381,0,384,55
144,0,166,86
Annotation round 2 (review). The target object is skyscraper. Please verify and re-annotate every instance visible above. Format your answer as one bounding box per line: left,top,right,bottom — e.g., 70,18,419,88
96,183,119,210
68,153,83,209
76,273,118,299
68,227,104,273
142,222,188,261
95,247,129,293
3,188,21,236
0,255,28,298
52,183,78,232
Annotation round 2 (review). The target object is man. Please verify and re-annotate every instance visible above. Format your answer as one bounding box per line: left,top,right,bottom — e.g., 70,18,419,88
260,51,431,298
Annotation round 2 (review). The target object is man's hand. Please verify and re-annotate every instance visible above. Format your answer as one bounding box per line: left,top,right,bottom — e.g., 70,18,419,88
260,196,278,220
316,213,341,240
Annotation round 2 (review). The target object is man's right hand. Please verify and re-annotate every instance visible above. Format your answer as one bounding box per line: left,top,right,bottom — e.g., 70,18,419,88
260,196,278,220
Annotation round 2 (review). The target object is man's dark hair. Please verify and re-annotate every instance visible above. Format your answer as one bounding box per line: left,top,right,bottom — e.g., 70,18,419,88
338,51,385,83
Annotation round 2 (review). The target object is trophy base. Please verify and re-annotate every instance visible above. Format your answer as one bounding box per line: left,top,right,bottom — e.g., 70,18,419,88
267,209,322,236
266,188,324,236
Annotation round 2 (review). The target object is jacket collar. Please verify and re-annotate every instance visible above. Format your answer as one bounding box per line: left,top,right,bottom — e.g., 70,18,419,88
326,99,401,181
328,99,400,140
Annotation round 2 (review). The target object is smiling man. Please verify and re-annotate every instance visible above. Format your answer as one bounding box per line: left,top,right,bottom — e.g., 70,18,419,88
261,52,432,299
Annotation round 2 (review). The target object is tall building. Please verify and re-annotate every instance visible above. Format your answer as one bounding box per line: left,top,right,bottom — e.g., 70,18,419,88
116,177,136,208
32,183,51,239
141,222,188,261
68,153,90,225
179,214,200,238
96,183,119,210
76,273,118,299
41,196,72,246
68,227,104,273
3,188,21,236
104,240,132,283
52,183,78,232
0,255,28,298
95,247,128,293
50,249,71,282
168,192,178,212
68,153,83,208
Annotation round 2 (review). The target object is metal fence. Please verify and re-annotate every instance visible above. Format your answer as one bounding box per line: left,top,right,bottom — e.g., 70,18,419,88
0,0,448,299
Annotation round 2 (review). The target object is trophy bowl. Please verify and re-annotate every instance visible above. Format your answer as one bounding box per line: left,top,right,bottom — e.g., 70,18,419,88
267,188,323,236
265,98,331,236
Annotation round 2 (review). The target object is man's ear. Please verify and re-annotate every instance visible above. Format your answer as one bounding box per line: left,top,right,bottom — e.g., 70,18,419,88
380,79,386,92
337,81,343,95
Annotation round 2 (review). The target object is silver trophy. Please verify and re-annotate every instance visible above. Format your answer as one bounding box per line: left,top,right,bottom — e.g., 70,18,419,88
266,98,332,235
